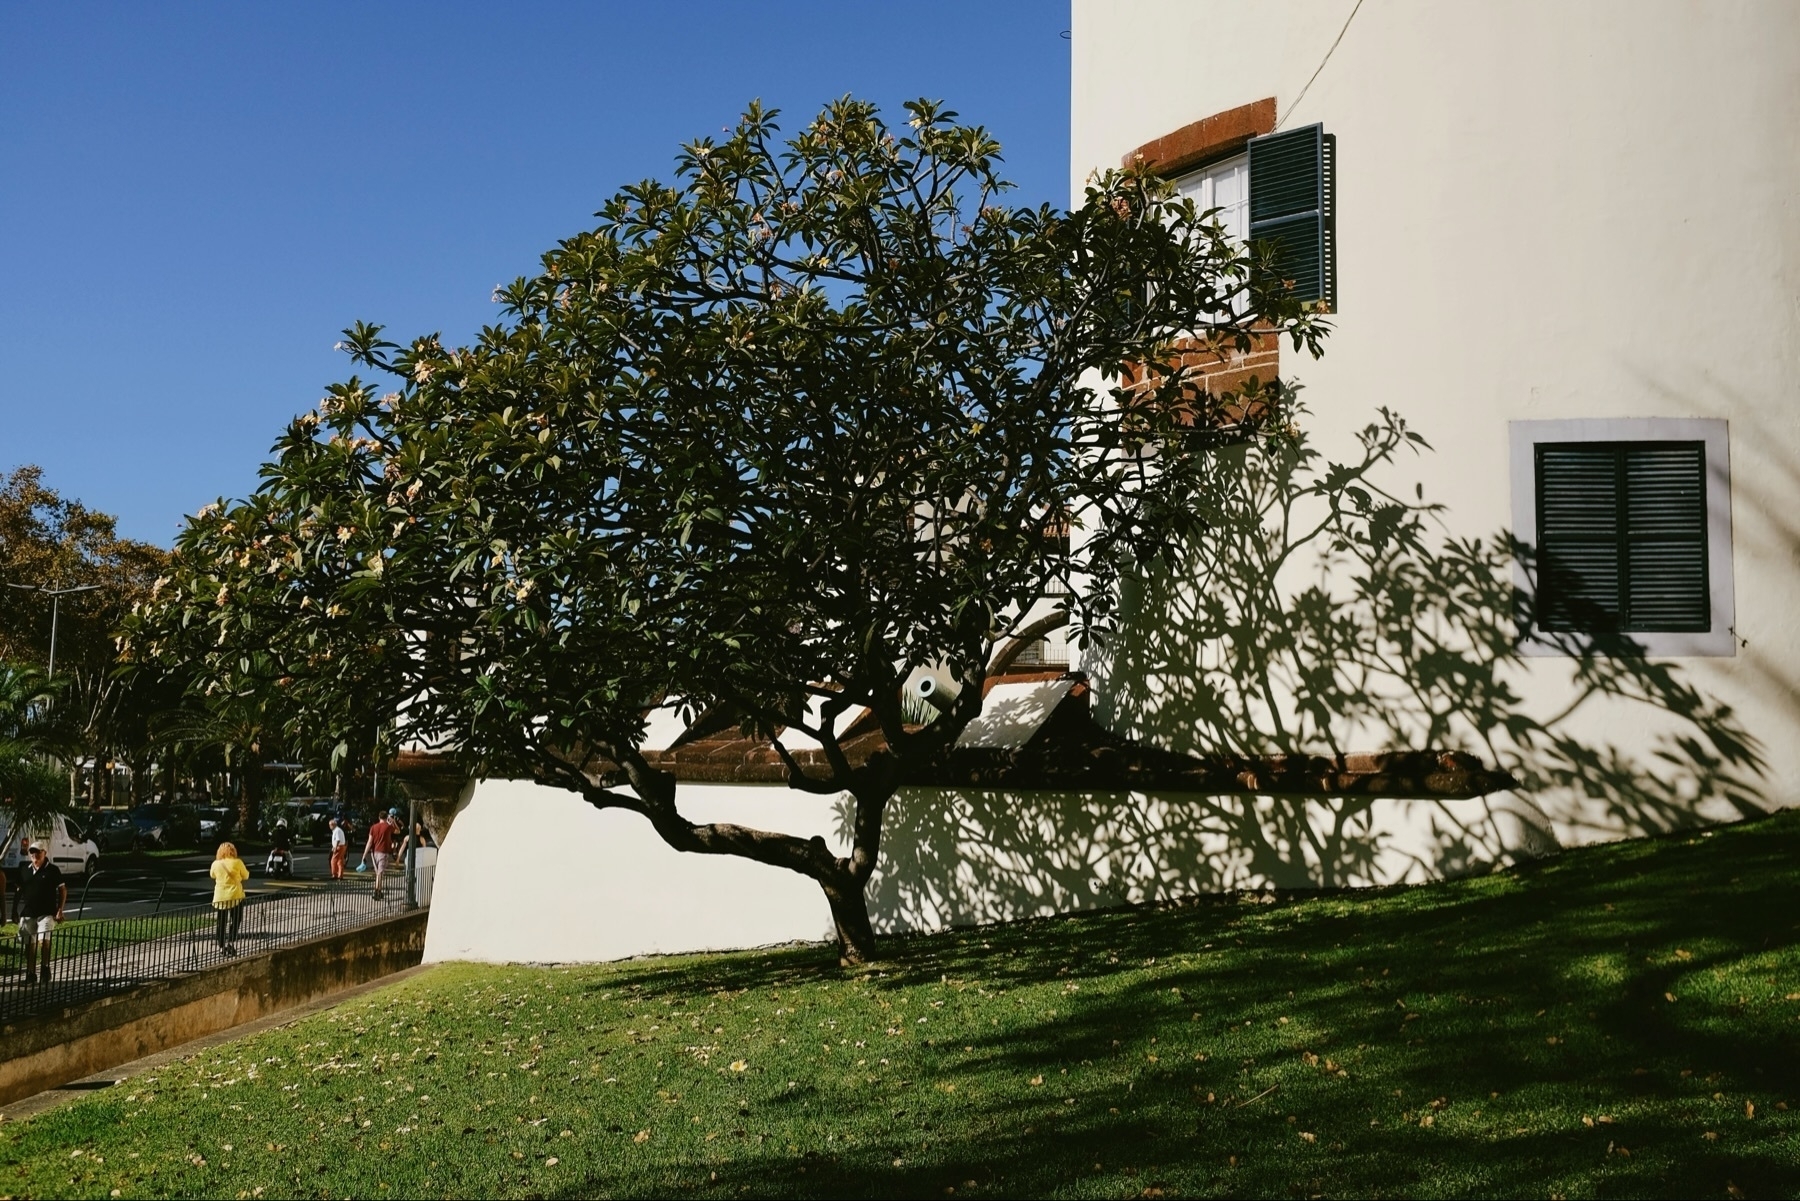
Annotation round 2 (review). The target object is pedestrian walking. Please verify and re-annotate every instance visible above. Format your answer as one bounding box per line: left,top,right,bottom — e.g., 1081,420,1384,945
328,818,347,880
361,808,401,900
396,818,435,859
16,841,66,984
210,841,250,956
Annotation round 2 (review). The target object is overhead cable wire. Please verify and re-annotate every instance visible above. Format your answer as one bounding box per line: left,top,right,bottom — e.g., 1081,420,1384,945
1278,0,1366,129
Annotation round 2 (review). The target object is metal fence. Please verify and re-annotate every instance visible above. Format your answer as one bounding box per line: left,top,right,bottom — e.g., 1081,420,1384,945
0,867,432,1026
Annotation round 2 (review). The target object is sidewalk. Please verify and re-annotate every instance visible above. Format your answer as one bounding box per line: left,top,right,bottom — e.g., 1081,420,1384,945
1,876,427,1025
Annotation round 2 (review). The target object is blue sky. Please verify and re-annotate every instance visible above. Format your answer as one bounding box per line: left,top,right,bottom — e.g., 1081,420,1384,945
0,2,1071,546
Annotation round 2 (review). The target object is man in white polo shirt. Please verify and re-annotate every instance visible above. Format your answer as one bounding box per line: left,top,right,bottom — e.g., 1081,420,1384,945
328,817,348,879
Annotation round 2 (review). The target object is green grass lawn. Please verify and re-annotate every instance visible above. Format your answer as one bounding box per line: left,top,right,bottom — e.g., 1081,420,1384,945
4,812,1799,1199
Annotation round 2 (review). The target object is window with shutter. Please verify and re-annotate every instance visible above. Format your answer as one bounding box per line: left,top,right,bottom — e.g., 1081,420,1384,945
1510,418,1732,657
1247,123,1336,310
1534,441,1709,635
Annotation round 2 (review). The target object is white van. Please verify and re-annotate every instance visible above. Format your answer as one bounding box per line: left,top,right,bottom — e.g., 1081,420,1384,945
0,812,102,879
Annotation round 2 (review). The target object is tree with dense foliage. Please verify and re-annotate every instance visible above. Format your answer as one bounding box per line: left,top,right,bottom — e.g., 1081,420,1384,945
0,468,173,806
128,99,1327,960
0,467,168,670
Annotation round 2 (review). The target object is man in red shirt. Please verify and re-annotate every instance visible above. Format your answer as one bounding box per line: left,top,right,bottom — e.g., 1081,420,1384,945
361,808,401,900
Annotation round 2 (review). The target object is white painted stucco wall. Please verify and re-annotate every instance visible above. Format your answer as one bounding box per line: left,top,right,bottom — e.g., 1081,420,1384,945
422,780,843,963
422,774,1570,964
1072,0,1800,803
420,679,1574,964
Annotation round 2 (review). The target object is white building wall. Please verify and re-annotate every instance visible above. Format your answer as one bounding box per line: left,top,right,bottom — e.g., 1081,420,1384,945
422,781,841,963
421,671,1565,963
1073,0,1800,807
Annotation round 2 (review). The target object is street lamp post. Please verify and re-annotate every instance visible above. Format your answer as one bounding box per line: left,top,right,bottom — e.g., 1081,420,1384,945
6,582,100,678
7,582,102,806
404,794,418,910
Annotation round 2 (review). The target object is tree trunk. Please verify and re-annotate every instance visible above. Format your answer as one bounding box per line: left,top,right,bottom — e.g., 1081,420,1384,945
578,749,895,966
237,752,260,837
822,875,879,965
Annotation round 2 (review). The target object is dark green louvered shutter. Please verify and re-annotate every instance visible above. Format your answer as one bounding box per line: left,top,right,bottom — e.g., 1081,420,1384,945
1536,446,1623,631
1534,441,1709,634
1248,123,1336,309
1622,444,1710,629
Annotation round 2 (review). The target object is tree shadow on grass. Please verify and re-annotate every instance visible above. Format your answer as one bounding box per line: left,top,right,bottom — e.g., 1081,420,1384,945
566,810,1800,1199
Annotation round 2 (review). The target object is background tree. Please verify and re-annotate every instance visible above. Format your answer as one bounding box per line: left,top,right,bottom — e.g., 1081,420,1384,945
0,466,171,802
0,467,169,667
0,662,73,833
128,99,1326,961
151,685,283,835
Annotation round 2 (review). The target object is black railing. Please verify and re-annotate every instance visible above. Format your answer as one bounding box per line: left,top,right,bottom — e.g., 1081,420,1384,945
0,869,432,1026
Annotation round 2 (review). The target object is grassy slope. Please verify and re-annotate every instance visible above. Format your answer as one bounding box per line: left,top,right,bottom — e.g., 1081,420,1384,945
4,812,1798,1200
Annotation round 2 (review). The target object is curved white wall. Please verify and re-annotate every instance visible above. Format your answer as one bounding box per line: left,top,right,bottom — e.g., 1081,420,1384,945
422,780,844,963
423,775,1571,963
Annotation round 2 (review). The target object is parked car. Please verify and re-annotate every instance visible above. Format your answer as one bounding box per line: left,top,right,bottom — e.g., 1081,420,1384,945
130,803,200,849
0,811,102,878
307,798,338,842
92,811,141,852
197,806,236,842
278,797,338,846
127,809,168,848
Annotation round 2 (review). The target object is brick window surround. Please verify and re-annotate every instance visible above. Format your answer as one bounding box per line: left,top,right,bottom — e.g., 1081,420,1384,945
1123,97,1276,176
1122,97,1282,417
1120,330,1281,427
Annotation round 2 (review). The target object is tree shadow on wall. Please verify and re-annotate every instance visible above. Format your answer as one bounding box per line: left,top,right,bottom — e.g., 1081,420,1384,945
856,410,1768,934
1637,373,1800,742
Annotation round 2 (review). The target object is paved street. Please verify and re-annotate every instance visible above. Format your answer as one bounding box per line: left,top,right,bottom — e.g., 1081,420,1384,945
59,844,398,921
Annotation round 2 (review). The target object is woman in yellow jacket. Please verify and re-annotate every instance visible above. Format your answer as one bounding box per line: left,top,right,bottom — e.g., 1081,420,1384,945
210,842,250,956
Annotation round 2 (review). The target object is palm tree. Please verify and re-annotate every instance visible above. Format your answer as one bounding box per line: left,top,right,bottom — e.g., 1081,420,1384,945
0,661,73,836
153,696,275,838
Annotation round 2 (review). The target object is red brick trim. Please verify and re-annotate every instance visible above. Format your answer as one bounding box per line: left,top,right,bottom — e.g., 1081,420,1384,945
1123,97,1277,177
1120,330,1282,429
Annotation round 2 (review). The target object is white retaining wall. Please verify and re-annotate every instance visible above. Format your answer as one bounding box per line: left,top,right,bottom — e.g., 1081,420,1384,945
421,777,1569,964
